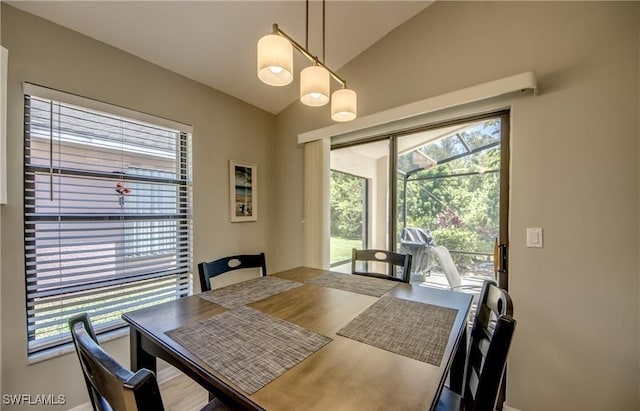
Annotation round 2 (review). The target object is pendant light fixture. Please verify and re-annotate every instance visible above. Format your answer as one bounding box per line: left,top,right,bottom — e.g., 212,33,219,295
331,87,357,122
299,0,329,107
257,0,357,121
257,33,293,86
300,64,330,106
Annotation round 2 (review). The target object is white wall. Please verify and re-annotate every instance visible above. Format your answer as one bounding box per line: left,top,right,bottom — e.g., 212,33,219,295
0,5,275,409
330,148,386,250
273,2,639,410
330,149,377,179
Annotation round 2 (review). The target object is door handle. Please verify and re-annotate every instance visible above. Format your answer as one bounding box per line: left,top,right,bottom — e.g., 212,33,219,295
493,239,508,276
498,244,508,273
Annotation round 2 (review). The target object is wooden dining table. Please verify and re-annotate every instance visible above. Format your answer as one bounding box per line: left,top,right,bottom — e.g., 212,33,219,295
122,266,473,411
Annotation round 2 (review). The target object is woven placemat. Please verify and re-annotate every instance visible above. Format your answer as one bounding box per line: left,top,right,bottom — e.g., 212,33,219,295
198,276,303,309
167,306,332,394
306,271,398,297
337,296,457,366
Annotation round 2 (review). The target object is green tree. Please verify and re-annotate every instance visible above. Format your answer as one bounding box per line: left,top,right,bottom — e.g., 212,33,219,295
330,171,365,240
398,120,501,263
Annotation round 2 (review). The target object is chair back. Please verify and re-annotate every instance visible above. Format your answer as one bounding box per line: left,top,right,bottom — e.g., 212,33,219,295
198,253,267,292
351,249,412,283
463,281,516,411
68,314,164,411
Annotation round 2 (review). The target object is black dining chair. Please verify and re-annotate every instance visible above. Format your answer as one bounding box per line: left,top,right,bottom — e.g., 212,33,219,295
198,253,267,292
436,280,516,411
351,248,412,283
69,313,228,411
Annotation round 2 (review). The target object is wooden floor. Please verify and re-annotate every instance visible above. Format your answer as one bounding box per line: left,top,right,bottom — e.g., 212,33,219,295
159,371,211,411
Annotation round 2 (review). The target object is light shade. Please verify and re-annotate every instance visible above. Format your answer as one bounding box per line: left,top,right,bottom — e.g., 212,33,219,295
331,88,357,122
257,34,293,86
300,65,330,106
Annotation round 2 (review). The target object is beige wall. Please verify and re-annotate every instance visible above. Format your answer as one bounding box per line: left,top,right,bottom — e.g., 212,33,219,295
0,2,638,411
0,2,4,404
274,2,640,410
0,5,275,409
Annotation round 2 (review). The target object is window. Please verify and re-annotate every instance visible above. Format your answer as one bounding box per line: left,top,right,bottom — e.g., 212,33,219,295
24,86,192,354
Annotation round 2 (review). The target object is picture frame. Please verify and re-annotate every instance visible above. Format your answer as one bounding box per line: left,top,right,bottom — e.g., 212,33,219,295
229,160,257,222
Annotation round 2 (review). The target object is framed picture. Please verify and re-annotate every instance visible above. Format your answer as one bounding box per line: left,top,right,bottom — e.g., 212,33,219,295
229,160,257,222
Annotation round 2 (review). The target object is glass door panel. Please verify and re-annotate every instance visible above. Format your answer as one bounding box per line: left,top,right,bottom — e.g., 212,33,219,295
396,116,506,286
330,139,390,273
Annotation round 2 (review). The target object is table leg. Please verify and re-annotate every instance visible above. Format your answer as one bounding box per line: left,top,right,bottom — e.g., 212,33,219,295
130,328,157,373
449,325,467,395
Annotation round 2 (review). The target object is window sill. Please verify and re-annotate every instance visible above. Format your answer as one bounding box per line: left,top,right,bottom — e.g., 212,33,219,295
27,326,130,365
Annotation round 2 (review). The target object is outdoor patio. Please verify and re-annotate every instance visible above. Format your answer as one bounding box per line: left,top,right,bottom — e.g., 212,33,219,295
417,259,495,290
331,259,494,292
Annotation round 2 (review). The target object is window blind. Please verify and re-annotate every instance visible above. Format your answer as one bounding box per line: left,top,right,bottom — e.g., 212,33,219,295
24,92,192,354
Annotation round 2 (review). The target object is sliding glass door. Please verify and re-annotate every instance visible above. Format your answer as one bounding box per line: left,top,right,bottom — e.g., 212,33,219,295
396,113,509,288
330,112,509,287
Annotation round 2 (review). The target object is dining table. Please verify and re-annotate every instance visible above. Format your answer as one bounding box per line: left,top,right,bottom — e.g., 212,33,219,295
122,266,473,411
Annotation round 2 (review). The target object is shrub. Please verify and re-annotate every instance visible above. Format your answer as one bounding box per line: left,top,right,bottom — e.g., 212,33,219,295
431,227,478,264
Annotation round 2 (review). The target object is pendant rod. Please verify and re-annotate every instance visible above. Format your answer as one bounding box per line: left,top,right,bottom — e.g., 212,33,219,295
272,23,347,88
322,0,325,64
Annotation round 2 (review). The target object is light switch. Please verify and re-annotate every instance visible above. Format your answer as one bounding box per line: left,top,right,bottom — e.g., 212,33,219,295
526,228,543,248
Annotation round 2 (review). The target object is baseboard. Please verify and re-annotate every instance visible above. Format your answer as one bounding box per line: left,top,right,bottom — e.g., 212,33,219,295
503,405,523,411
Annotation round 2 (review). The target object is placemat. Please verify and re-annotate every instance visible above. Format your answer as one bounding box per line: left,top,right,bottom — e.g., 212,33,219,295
337,296,457,365
198,276,303,309
166,306,332,394
306,271,398,297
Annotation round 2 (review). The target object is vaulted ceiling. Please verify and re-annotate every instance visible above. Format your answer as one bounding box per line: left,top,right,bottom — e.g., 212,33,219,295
7,1,432,114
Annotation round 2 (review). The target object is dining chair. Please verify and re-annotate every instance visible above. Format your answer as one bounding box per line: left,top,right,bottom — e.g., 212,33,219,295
436,280,516,411
198,252,267,292
351,248,412,283
68,313,228,411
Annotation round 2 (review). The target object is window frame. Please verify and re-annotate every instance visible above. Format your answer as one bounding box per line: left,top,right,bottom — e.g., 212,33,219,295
22,83,193,356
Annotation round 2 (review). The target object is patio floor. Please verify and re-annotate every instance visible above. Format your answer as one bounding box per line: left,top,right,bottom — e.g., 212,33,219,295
330,261,494,292
415,269,493,291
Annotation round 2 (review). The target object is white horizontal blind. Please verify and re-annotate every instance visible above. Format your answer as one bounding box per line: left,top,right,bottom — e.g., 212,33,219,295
24,93,192,354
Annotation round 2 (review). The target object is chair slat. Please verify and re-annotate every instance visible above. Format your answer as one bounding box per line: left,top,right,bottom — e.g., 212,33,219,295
351,249,412,283
69,313,165,411
69,313,226,411
436,280,516,411
198,253,267,292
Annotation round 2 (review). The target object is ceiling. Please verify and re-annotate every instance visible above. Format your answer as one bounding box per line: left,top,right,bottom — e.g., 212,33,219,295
7,1,432,114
